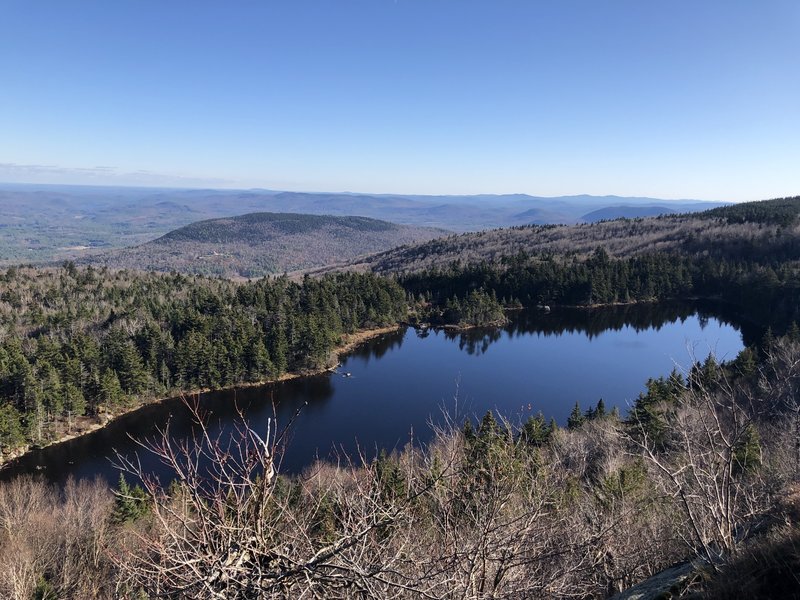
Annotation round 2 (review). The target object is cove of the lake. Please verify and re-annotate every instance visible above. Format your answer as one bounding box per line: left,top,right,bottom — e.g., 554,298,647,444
4,301,754,485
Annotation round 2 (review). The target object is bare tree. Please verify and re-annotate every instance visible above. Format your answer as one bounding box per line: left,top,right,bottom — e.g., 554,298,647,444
758,337,800,479
550,418,685,595
111,399,438,598
0,476,58,599
0,475,114,600
629,366,771,568
111,398,632,599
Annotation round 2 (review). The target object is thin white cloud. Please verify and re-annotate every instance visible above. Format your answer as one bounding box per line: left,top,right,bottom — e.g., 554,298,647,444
0,162,234,188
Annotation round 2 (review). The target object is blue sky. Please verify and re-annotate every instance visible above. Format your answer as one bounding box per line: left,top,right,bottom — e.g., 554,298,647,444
1,1,798,201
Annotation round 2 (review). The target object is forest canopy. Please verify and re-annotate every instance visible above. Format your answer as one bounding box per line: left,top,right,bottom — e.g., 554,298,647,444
0,266,406,455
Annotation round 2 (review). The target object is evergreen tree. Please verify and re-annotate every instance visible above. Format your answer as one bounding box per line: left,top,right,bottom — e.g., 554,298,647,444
0,402,24,458
63,383,86,430
521,412,551,446
462,418,476,443
595,398,606,418
99,369,125,408
374,449,405,501
111,473,150,524
478,410,501,439
567,402,585,430
549,417,559,433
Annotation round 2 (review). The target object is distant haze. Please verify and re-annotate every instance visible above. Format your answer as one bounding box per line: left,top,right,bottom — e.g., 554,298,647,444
0,182,731,267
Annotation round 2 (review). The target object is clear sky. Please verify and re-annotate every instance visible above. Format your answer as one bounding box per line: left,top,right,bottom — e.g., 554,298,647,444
1,1,798,201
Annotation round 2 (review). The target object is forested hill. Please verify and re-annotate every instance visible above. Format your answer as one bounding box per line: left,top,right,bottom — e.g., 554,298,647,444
0,184,725,266
0,266,407,458
579,205,677,222
340,196,800,275
84,212,447,278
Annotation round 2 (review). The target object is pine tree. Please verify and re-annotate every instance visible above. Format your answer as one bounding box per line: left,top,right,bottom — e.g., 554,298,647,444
567,402,585,430
462,418,476,442
733,424,762,475
0,402,24,459
111,473,150,524
762,327,776,353
375,449,405,501
522,412,551,446
63,383,86,432
478,410,501,439
789,321,800,343
99,369,125,408
595,398,606,418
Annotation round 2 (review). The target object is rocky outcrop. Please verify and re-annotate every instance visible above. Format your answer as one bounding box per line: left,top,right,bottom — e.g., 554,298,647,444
612,562,701,600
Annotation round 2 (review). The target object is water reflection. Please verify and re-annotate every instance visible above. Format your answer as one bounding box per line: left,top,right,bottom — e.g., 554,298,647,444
443,300,759,356
346,329,404,361
2,301,750,486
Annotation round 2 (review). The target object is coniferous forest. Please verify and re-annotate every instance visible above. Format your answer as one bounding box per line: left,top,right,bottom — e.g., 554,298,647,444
3,237,798,459
0,267,405,455
1,199,800,598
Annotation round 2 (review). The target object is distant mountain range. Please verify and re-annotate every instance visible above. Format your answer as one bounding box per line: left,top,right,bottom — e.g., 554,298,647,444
318,197,800,276
83,212,447,278
0,183,729,264
578,205,677,223
240,191,723,229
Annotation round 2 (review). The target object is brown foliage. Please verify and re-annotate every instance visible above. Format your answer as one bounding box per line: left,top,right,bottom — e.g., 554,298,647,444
0,476,114,599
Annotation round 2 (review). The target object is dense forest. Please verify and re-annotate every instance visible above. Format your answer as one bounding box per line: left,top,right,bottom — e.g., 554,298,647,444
1,197,800,598
0,265,406,457
342,196,800,275
3,199,800,459
402,247,800,330
379,197,800,332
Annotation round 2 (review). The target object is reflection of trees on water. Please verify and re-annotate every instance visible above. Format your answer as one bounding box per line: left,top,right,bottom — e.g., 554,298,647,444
692,301,761,348
197,375,336,425
2,374,341,487
437,301,758,357
271,376,336,419
344,330,405,363
442,328,503,356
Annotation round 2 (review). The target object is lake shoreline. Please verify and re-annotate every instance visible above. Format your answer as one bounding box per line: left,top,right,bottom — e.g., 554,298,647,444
1,301,750,485
0,324,402,469
410,295,752,333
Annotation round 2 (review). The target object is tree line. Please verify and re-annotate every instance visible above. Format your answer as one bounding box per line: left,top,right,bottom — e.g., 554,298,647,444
402,247,800,329
3,243,798,457
0,265,406,456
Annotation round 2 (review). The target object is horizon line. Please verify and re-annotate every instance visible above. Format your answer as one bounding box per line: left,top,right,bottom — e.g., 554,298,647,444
0,180,740,203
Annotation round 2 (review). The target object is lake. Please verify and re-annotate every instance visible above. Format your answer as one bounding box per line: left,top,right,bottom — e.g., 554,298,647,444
3,301,752,485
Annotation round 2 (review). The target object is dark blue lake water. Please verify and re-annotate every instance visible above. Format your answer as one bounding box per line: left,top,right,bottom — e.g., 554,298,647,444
4,302,752,485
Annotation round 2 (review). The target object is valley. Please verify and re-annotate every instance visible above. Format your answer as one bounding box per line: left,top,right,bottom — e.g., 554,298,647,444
0,183,726,266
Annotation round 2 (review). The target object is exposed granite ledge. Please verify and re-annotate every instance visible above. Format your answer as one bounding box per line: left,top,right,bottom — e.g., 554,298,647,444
612,562,701,600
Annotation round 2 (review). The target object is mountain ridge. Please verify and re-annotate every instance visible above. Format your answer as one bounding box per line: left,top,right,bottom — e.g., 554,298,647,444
84,212,446,278
0,183,729,264
313,196,800,276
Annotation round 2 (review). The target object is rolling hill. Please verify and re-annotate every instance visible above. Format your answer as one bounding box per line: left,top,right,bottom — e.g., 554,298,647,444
84,212,447,278
578,205,677,222
318,196,800,275
0,183,727,264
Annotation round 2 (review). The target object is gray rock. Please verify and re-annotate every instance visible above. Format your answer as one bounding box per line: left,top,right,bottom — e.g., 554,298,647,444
612,562,699,600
